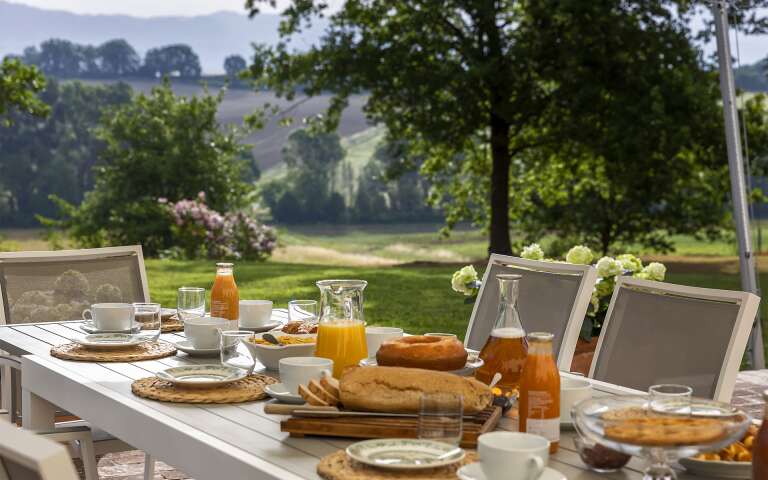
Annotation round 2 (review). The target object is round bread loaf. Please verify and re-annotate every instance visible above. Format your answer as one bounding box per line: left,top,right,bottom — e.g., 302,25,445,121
376,335,468,371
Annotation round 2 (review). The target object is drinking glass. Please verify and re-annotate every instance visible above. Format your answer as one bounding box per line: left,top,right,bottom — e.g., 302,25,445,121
133,302,162,341
418,393,463,445
288,299,318,323
177,287,205,321
220,330,255,374
649,384,693,415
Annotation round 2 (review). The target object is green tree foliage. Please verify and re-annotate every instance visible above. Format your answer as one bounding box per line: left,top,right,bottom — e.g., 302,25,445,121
0,57,49,124
98,39,141,77
0,80,131,226
143,45,202,79
224,55,247,79
49,80,252,255
246,0,765,254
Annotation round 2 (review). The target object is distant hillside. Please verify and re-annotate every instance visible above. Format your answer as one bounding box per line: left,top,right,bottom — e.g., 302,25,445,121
0,1,327,74
736,59,768,92
76,78,372,172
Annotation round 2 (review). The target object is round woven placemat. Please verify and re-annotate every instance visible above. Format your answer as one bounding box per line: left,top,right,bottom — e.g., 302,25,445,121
160,320,184,333
50,342,177,362
131,374,277,404
317,450,478,480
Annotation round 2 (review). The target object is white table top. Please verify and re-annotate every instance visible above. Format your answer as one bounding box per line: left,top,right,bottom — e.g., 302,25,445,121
0,319,713,479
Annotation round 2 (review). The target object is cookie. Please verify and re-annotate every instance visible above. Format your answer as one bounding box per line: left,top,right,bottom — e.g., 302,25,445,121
604,417,726,446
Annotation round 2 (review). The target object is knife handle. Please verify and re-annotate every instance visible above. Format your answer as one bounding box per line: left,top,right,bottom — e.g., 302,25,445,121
264,403,339,415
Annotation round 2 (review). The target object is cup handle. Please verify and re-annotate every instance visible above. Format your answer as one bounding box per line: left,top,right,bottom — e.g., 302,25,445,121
82,308,92,321
527,455,545,480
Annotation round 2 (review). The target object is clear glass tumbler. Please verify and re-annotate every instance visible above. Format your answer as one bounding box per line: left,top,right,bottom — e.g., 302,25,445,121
177,287,205,321
649,384,693,415
133,302,162,341
417,393,463,446
288,299,318,323
220,330,255,374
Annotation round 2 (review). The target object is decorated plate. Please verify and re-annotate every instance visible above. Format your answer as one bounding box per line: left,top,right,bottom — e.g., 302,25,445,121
80,322,141,334
72,333,147,350
359,350,483,376
346,439,465,470
679,457,751,479
155,365,247,389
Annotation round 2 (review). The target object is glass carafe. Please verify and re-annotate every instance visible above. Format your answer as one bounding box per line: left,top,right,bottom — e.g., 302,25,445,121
314,279,368,378
475,274,527,393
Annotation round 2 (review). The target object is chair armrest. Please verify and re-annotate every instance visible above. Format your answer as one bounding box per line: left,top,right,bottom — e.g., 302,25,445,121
0,354,21,370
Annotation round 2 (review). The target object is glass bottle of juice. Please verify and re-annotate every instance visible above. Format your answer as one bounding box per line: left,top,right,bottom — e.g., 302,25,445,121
475,274,527,393
314,279,368,378
210,262,239,321
519,331,560,454
753,390,768,478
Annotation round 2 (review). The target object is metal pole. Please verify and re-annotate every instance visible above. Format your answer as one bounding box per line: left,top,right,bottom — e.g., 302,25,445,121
712,0,764,368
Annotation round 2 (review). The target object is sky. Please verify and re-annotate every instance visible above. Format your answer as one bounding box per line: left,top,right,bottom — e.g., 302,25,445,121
6,0,768,63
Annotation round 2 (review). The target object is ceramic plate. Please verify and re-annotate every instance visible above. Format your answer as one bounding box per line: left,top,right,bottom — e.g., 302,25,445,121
80,322,141,334
72,333,147,350
359,350,484,377
679,457,751,479
239,322,283,333
346,439,465,470
155,365,247,389
173,339,220,357
264,383,304,404
457,463,566,480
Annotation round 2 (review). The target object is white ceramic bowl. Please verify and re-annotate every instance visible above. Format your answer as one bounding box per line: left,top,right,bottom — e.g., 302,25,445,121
243,332,317,370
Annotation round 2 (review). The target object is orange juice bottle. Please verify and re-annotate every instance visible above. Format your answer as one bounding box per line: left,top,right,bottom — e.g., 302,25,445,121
519,331,560,453
210,262,239,320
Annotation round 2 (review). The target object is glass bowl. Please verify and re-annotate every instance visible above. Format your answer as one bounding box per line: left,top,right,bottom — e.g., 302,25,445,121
573,436,631,472
572,395,750,480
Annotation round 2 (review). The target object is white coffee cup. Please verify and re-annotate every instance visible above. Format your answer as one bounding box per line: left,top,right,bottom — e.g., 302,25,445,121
560,375,593,423
82,303,134,331
184,316,232,349
239,300,273,328
478,432,549,480
279,357,333,395
365,326,404,358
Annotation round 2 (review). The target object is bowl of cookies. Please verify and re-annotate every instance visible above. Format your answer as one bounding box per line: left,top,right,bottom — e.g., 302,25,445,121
572,395,751,480
244,332,317,370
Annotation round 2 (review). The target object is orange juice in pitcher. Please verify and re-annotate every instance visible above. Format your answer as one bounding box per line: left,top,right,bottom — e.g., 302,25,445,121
314,280,368,378
211,262,239,321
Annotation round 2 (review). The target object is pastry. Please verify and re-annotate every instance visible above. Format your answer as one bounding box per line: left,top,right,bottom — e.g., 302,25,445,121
604,416,726,446
376,335,468,371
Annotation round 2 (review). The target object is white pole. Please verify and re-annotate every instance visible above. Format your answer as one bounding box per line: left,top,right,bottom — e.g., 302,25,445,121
712,0,764,368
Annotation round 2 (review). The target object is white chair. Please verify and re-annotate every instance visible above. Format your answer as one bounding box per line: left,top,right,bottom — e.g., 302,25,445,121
589,276,760,402
464,254,598,370
0,419,81,480
0,246,155,479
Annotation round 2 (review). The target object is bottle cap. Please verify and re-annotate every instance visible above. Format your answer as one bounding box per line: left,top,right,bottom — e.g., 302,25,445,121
216,262,234,268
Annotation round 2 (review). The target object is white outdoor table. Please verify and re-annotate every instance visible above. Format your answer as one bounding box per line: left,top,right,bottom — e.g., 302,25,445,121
0,319,720,479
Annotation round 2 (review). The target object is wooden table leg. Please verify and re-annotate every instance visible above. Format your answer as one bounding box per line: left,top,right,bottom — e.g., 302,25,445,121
22,387,56,431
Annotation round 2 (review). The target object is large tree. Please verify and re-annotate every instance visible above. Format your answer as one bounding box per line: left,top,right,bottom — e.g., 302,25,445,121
143,45,202,78
0,57,48,124
98,39,141,77
246,0,766,254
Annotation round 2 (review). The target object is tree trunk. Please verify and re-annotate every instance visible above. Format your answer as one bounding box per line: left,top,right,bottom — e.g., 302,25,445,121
488,112,512,256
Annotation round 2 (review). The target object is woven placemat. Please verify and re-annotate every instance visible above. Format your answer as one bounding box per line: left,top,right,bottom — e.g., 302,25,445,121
131,374,277,404
51,342,177,362
160,320,184,333
317,450,478,480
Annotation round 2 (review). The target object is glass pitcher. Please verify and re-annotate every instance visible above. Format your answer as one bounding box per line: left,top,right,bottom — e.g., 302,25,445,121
314,279,368,378
475,274,527,393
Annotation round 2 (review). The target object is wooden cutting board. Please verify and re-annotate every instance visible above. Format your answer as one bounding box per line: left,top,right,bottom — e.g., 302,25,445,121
281,406,501,448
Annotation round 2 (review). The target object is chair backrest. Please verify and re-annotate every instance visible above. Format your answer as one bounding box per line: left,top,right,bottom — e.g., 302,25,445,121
0,246,149,325
464,254,598,370
589,276,760,402
0,421,79,480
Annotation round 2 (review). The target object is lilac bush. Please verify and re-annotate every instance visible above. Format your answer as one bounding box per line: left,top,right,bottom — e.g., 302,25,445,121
162,192,276,260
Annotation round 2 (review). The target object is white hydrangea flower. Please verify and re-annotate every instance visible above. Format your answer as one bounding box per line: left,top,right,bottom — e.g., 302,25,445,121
451,265,478,296
596,256,622,278
566,245,593,265
616,254,643,273
521,243,544,261
640,262,666,282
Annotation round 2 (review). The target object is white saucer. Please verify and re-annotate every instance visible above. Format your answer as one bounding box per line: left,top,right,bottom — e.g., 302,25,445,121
238,322,283,333
359,350,483,376
346,439,465,470
80,322,141,334
264,383,304,404
173,339,220,357
72,333,148,350
457,463,566,480
155,365,246,389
